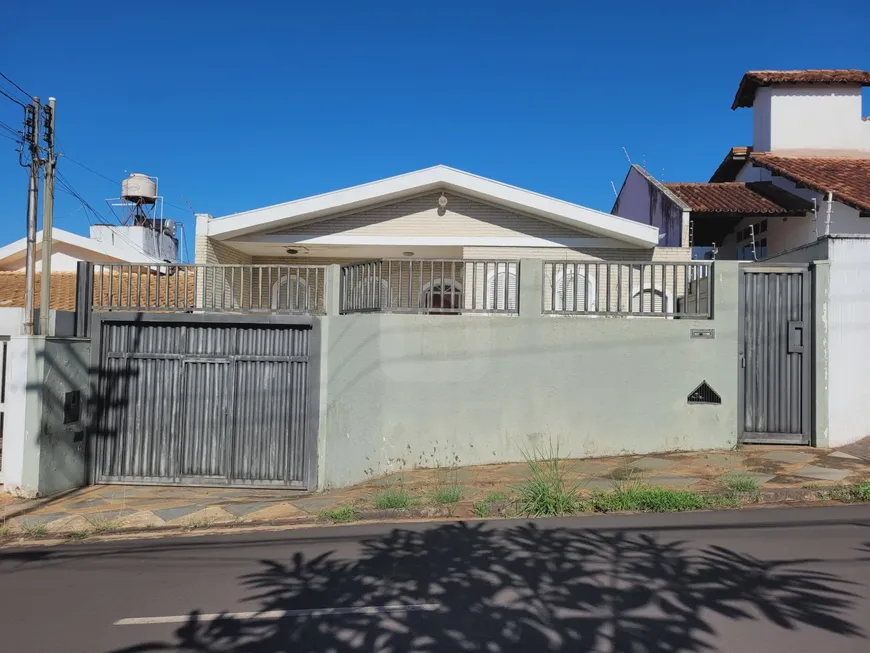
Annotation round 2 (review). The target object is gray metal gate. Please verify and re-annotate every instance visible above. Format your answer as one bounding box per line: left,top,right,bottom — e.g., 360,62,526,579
90,315,319,488
740,265,811,444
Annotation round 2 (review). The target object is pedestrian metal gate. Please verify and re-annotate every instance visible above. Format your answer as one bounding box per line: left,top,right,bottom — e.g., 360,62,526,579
740,265,812,444
90,315,319,488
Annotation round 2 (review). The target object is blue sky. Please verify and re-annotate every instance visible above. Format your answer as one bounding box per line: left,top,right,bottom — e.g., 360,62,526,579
1,0,868,261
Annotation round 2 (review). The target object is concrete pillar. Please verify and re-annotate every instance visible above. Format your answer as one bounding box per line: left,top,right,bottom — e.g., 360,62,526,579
325,264,342,317
1,336,45,496
812,260,830,447
518,259,542,318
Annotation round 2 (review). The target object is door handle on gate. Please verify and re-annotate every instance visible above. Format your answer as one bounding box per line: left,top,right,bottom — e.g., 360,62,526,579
787,321,804,353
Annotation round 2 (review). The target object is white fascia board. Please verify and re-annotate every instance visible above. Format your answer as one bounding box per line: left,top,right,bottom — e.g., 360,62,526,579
229,234,635,249
208,165,660,248
0,228,117,264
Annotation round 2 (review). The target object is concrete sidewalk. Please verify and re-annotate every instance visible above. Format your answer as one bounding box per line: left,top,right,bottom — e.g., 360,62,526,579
3,443,870,536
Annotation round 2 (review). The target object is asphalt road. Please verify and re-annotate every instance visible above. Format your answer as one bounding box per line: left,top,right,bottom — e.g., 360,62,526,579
2,505,870,653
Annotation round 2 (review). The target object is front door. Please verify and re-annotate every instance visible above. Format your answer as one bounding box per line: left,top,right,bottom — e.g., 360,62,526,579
740,265,812,444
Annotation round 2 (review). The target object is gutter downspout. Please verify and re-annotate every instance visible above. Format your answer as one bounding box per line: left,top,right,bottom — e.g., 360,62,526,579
825,191,834,236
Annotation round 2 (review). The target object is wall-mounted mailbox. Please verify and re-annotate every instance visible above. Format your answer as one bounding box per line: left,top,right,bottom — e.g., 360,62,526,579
63,390,81,424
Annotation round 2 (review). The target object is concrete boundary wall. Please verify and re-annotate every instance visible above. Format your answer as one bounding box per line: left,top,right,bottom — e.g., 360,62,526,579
319,260,741,489
825,238,870,447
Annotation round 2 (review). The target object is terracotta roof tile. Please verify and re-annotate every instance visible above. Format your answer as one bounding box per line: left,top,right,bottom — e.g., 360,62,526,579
732,69,870,109
0,269,197,312
662,181,812,216
0,272,79,311
710,146,753,182
749,154,870,213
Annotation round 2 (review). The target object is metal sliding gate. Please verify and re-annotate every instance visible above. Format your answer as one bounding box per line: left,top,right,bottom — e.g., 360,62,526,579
90,316,318,488
740,265,812,444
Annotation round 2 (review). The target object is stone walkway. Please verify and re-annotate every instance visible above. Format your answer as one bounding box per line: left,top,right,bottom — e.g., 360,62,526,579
2,442,870,536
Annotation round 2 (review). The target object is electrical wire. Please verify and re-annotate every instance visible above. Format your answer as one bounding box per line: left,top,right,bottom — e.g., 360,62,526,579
0,119,20,136
58,153,119,185
0,87,26,107
0,71,32,100
56,171,158,261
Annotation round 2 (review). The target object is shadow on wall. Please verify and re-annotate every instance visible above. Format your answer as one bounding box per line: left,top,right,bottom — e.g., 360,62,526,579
26,314,146,492
106,521,862,653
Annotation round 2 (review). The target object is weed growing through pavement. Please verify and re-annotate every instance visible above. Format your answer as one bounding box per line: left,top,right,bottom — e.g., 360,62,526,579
591,486,709,513
823,482,870,503
182,516,217,531
320,505,357,523
432,485,463,504
516,443,584,517
64,529,91,541
21,522,48,538
372,487,415,510
0,526,10,538
89,514,123,533
471,501,490,517
719,473,760,493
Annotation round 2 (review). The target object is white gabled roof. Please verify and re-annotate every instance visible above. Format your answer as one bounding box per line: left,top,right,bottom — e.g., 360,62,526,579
207,165,660,248
0,228,163,268
0,228,113,265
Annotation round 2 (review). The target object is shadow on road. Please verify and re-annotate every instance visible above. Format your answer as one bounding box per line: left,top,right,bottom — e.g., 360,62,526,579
108,521,864,652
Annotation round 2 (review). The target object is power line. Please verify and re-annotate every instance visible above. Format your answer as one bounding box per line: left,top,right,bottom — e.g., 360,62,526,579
0,132,18,142
56,170,159,261
0,120,20,136
0,70,32,100
58,153,119,185
0,86,26,107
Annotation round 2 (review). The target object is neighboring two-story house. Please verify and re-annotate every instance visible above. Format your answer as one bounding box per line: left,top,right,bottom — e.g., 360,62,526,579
613,69,870,262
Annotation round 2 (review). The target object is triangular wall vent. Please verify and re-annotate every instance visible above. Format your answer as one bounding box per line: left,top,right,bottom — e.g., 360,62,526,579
687,381,721,405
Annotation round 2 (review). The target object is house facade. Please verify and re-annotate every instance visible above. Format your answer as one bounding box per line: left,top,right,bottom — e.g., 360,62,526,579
194,166,695,315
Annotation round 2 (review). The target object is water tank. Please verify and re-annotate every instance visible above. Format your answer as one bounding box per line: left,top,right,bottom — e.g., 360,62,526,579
121,173,157,204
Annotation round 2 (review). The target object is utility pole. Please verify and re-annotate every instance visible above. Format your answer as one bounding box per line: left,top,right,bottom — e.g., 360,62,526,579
39,97,56,336
23,97,41,336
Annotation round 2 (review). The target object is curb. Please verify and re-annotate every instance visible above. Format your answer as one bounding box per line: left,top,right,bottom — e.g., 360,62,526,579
0,485,858,547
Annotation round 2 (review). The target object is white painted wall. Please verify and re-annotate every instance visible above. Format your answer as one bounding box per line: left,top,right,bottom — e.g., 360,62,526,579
90,225,178,262
733,164,870,254
753,86,870,152
826,238,870,446
612,166,687,247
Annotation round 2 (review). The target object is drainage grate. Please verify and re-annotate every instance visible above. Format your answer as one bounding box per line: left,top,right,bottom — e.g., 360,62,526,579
688,381,721,405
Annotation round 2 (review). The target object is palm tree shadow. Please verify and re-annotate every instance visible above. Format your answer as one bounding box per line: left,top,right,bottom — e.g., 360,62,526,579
111,522,864,652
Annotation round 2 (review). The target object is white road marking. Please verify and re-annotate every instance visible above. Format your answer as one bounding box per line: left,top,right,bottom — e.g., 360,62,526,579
114,603,441,625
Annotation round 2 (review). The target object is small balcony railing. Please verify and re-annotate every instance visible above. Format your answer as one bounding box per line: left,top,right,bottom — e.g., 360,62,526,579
88,263,326,315
340,259,520,315
542,260,712,319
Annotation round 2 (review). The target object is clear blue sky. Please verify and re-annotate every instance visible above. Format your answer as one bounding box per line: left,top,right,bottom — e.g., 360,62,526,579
2,0,868,261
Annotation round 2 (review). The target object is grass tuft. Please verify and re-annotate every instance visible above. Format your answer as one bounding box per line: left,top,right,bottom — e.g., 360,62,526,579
373,487,414,510
516,445,583,517
64,529,91,541
320,505,357,523
21,522,48,538
592,486,709,513
851,482,870,501
0,526,11,538
826,482,870,503
484,491,509,503
89,517,122,534
432,485,463,505
719,473,759,493
471,501,490,517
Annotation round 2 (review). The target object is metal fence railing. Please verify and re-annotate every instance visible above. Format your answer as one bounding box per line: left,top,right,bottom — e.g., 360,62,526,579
542,261,712,318
340,259,520,314
89,263,327,315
